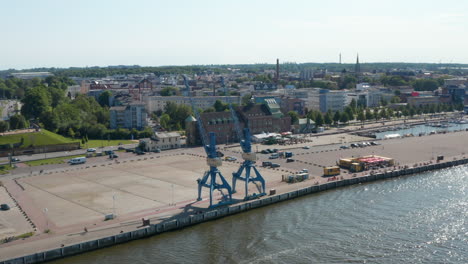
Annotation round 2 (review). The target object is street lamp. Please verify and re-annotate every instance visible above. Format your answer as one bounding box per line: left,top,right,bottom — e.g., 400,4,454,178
171,184,174,206
43,208,49,231
112,193,116,216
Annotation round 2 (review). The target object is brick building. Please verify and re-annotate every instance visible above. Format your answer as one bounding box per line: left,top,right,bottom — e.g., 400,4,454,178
186,104,291,146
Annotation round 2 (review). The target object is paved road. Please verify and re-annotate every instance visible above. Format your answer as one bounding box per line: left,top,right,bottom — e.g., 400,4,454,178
0,143,138,166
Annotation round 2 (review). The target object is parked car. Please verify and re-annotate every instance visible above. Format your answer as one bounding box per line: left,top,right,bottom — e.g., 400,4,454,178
262,161,272,167
87,148,96,152
261,150,269,154
302,146,310,149
11,157,20,162
266,149,273,153
350,143,359,148
272,149,279,153
0,204,10,211
271,163,280,168
286,158,295,163
340,145,349,149
225,156,237,161
109,153,119,158
370,141,379,145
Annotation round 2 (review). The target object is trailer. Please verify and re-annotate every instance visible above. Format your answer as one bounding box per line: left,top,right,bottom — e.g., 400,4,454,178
323,166,340,176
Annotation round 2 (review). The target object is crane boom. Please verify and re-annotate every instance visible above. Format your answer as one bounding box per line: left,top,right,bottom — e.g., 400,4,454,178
220,77,266,199
184,75,232,207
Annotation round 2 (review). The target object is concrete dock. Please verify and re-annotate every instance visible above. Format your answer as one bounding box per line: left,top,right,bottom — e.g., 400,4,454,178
0,129,467,263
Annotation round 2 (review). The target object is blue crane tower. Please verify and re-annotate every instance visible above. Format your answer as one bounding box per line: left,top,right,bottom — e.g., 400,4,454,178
221,77,266,200
184,76,233,207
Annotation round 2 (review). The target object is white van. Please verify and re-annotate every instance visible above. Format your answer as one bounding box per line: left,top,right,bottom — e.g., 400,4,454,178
68,157,86,165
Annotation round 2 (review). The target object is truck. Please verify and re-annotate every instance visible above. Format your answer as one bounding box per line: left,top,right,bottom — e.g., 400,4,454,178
285,151,293,158
323,166,340,176
68,157,86,165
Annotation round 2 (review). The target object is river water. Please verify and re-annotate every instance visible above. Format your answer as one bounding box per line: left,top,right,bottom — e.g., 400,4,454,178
52,166,468,264
375,123,468,139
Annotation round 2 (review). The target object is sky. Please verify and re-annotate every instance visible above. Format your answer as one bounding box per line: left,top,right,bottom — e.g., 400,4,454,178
1,0,468,70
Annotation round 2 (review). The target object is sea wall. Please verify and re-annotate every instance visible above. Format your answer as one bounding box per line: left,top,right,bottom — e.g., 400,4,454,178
2,158,468,264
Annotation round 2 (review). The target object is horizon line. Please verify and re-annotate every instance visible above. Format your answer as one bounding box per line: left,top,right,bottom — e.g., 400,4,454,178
3,61,468,72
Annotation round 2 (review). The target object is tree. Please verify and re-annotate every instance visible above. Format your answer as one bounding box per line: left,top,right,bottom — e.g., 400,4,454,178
159,114,171,130
324,112,333,126
387,109,394,119
333,111,341,125
380,108,388,119
365,109,373,120
203,107,215,113
68,127,75,139
0,121,9,132
344,106,354,120
390,96,401,104
214,100,228,112
315,112,324,127
9,114,29,129
349,98,357,111
287,111,299,124
160,86,179,96
340,75,357,89
339,113,349,124
357,111,365,123
412,79,439,91
98,90,112,107
380,98,388,107
380,75,407,86
241,93,253,106
21,86,51,119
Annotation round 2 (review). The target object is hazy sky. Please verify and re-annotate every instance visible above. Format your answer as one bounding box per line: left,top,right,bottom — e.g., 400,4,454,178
2,0,468,70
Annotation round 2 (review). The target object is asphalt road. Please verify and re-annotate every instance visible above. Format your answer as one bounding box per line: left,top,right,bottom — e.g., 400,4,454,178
1,143,138,166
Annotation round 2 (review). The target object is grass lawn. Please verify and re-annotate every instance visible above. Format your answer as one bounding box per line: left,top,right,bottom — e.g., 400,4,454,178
84,139,136,148
0,164,13,175
0,129,75,147
0,129,136,149
24,155,84,167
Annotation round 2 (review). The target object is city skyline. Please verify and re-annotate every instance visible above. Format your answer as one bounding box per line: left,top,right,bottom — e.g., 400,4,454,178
2,0,468,70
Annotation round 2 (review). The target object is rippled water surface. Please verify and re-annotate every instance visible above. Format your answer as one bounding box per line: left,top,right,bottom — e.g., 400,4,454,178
375,123,468,139
52,166,468,264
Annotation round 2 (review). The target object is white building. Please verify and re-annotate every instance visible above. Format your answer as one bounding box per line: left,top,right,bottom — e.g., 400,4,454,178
291,88,348,113
356,83,371,91
144,96,241,113
140,132,181,151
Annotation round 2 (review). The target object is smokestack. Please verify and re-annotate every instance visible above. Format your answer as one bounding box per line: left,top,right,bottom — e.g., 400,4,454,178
276,58,279,84
339,53,342,64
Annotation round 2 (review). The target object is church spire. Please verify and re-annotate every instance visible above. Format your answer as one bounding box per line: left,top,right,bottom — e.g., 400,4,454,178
355,53,361,75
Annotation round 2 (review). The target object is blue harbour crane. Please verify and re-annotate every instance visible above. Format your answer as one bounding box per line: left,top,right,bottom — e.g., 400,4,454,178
221,77,266,200
184,76,233,207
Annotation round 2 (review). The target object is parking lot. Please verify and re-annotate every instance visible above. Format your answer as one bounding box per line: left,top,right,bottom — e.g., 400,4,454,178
11,153,285,230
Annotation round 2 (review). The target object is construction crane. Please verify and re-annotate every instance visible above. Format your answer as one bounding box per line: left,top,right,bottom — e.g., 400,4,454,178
184,76,233,207
221,77,266,200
